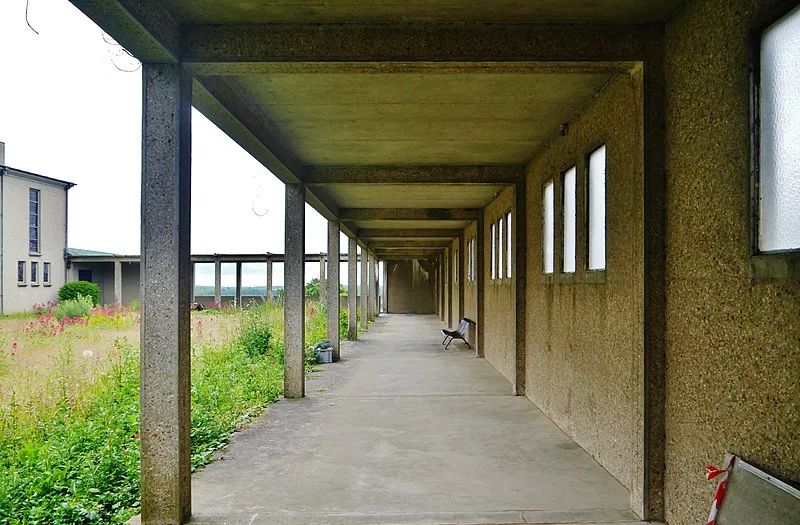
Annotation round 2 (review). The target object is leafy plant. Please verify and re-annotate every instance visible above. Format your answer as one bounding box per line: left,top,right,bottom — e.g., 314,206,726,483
236,308,272,359
58,281,100,306
305,278,320,297
52,295,94,320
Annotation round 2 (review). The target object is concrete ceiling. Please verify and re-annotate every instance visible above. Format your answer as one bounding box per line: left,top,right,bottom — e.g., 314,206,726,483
308,183,507,209
233,72,615,166
163,0,686,24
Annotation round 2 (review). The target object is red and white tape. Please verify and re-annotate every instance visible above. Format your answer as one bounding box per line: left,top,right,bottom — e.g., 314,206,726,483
705,453,737,525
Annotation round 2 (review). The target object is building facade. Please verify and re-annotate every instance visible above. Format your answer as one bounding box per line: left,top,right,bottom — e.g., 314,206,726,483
0,142,74,315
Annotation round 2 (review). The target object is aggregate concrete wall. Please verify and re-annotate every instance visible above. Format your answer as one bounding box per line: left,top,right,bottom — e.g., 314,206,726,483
463,221,478,348
450,237,461,323
525,73,644,494
482,186,516,384
386,259,436,313
663,1,800,522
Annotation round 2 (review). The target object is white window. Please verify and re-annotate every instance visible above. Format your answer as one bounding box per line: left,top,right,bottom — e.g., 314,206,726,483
506,211,512,278
497,217,504,279
563,166,577,273
43,262,51,285
543,181,555,274
29,188,40,253
17,261,26,285
588,145,607,270
31,262,39,285
490,223,496,279
454,248,459,283
758,5,800,252
469,238,476,282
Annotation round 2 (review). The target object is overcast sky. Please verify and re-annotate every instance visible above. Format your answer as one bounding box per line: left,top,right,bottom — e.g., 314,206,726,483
0,0,354,287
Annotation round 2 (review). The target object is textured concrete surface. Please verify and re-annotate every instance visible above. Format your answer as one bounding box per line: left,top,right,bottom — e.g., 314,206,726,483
386,261,436,314
140,63,193,523
663,1,800,523
348,238,358,340
524,73,643,509
327,221,341,361
284,183,305,399
189,315,638,525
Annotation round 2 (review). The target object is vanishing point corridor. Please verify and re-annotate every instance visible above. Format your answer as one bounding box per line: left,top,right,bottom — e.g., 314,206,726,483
187,315,639,525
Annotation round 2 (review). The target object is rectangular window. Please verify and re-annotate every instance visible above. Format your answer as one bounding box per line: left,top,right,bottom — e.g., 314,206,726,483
497,217,504,279
563,166,577,273
506,211,513,278
490,223,496,279
454,248,459,283
17,261,26,284
588,145,607,270
43,262,51,285
543,181,554,274
31,261,39,285
469,238,475,282
758,5,800,253
29,188,40,253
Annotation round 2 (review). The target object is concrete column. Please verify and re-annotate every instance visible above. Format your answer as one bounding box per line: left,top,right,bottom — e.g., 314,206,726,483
368,252,376,320
114,259,122,306
214,256,222,307
476,211,485,358
438,255,444,320
326,221,340,360
514,181,527,397
139,63,192,524
284,184,305,399
372,257,379,317
190,262,196,302
266,258,273,303
235,261,243,308
347,237,358,340
319,254,326,302
382,261,388,313
445,248,452,327
360,246,369,331
459,232,465,320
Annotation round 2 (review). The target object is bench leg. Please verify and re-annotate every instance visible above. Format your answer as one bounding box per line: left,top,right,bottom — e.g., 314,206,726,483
442,335,450,345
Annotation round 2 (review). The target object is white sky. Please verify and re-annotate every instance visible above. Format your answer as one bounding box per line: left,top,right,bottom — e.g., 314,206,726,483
0,0,355,287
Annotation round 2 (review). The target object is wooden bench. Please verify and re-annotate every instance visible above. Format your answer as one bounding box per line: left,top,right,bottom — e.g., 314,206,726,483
441,318,474,350
707,452,800,524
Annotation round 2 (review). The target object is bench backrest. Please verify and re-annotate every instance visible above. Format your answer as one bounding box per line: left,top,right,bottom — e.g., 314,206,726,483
717,456,800,524
456,318,470,335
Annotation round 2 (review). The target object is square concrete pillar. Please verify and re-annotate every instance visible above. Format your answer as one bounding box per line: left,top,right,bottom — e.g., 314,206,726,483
439,254,445,321
326,221,340,360
382,261,388,313
476,212,485,358
445,249,452,327
366,252,374,320
369,255,378,319
114,259,122,306
284,184,305,399
235,261,243,307
319,254,326,302
214,256,222,307
360,246,369,331
459,233,466,320
139,63,192,524
347,237,358,340
191,262,196,303
266,258,273,303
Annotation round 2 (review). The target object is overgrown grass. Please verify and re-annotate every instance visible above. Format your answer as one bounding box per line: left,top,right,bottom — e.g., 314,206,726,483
0,303,325,524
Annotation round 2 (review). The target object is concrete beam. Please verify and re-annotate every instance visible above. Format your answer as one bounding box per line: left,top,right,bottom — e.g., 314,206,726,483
359,229,461,239
327,221,341,360
139,63,192,524
340,208,480,221
307,166,523,185
347,237,358,340
369,240,453,249
192,77,305,185
183,23,656,66
69,0,180,63
284,184,305,399
373,248,445,257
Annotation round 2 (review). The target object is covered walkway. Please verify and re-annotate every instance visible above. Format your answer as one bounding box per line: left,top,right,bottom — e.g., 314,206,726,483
189,315,638,525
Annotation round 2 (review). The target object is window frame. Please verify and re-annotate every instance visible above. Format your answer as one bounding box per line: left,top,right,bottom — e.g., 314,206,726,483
43,262,51,286
497,216,504,279
562,165,577,274
29,188,41,254
586,143,607,272
31,261,39,286
17,261,27,285
543,180,555,275
506,210,513,279
749,4,800,282
490,222,496,280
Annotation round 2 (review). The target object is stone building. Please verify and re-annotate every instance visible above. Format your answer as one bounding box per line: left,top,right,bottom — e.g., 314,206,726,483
66,1,798,524
0,142,74,314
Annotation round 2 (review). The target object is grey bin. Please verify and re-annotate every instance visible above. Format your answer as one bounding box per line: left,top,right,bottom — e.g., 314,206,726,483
317,349,333,363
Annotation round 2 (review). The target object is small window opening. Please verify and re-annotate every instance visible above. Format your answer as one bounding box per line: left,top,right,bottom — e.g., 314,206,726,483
490,223,496,279
543,181,555,274
563,166,577,273
588,145,607,270
506,211,513,278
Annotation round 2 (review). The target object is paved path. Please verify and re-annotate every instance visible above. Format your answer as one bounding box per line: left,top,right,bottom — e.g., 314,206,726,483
190,314,639,525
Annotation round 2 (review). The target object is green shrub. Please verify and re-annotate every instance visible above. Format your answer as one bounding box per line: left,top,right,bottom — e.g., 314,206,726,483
237,309,272,359
53,295,94,320
59,281,100,306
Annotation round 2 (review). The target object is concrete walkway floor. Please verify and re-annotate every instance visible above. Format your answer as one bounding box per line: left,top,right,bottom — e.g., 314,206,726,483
189,314,641,525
